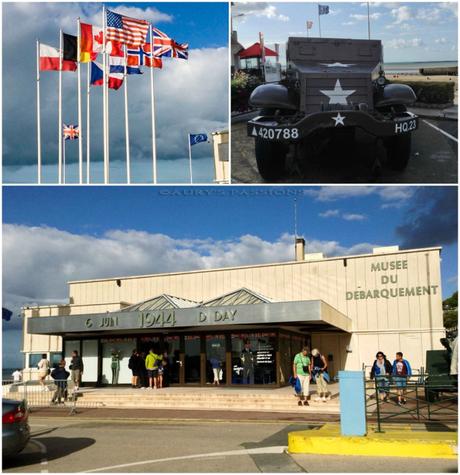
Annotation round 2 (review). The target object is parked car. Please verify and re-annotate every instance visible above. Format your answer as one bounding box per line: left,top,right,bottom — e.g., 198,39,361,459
247,37,418,180
2,398,30,458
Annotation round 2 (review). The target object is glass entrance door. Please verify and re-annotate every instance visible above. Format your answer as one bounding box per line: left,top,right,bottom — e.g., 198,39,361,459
184,335,201,383
164,335,181,385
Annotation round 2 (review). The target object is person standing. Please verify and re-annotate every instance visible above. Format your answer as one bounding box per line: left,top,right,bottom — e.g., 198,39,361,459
139,352,148,389
293,346,311,406
37,354,50,391
392,352,412,405
50,360,70,404
210,356,222,385
70,350,84,392
241,341,255,384
311,348,329,402
111,349,121,385
145,348,162,389
370,351,392,401
128,349,140,388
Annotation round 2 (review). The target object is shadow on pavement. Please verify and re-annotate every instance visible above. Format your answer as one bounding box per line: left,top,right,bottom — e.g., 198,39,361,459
3,436,95,469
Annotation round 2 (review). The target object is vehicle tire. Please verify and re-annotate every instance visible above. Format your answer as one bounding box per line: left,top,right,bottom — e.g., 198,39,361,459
384,133,411,171
255,138,288,181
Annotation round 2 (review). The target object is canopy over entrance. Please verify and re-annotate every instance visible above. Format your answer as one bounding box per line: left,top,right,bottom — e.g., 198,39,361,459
238,42,278,59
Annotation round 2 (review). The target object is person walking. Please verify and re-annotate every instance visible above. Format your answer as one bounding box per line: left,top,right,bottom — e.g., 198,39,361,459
370,351,392,401
50,360,70,404
392,352,412,405
37,354,50,391
70,350,84,392
240,341,255,384
128,349,140,388
293,346,311,406
145,348,162,389
311,348,329,402
210,356,222,385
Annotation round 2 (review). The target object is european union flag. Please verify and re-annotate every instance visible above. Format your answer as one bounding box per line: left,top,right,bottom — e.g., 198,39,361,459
2,308,12,321
318,4,330,15
189,134,208,146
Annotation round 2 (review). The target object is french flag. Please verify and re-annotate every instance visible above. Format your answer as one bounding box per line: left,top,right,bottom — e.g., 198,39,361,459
90,61,123,90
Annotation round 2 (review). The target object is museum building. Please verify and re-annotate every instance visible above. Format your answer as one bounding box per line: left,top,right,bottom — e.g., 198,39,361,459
22,240,445,386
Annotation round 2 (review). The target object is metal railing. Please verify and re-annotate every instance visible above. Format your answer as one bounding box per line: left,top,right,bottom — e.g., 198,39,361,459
2,380,101,415
365,372,458,432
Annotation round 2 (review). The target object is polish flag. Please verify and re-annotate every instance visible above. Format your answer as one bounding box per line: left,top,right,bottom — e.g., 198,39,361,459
40,43,77,71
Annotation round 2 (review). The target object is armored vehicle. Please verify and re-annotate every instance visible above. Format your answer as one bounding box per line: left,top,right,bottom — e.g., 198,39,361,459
247,37,419,180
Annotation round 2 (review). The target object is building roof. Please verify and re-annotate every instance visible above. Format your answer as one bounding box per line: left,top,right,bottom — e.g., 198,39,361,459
121,294,199,312
238,42,278,59
201,288,272,307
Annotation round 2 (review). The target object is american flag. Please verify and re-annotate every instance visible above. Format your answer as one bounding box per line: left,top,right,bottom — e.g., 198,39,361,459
63,124,79,140
106,10,149,47
150,27,189,60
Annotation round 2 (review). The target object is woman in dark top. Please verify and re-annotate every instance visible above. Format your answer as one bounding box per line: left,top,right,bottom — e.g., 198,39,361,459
311,348,329,402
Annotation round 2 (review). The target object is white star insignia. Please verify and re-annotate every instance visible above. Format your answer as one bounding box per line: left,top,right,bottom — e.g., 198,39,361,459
320,62,355,68
332,112,346,126
320,79,356,105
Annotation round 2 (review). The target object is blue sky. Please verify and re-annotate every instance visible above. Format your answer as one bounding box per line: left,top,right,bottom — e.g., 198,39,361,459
2,2,228,184
233,2,458,62
3,185,457,369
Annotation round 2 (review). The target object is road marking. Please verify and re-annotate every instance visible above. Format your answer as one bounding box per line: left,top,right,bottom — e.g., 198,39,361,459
422,119,458,143
84,446,287,473
31,440,48,473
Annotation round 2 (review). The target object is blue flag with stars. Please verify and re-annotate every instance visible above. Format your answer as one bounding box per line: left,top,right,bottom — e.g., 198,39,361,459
189,134,208,146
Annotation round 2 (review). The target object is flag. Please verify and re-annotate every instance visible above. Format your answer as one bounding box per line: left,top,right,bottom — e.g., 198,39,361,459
90,61,123,90
106,9,149,46
80,23,103,62
189,134,208,146
149,27,188,60
307,21,314,29
109,55,142,75
39,43,77,71
63,124,79,140
63,33,77,61
127,44,162,68
319,5,330,15
2,308,12,321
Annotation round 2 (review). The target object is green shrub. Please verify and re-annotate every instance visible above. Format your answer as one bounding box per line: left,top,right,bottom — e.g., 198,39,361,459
390,80,455,104
231,72,264,113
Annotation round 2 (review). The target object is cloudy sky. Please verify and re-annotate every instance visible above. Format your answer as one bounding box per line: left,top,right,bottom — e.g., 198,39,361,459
233,2,458,62
2,185,457,367
2,2,228,184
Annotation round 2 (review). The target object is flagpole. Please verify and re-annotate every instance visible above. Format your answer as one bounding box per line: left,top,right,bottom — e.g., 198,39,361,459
188,135,193,184
58,29,63,184
86,61,91,183
367,2,371,39
63,134,66,183
102,5,108,184
149,24,157,184
77,18,83,184
318,6,322,38
124,46,131,184
36,39,42,184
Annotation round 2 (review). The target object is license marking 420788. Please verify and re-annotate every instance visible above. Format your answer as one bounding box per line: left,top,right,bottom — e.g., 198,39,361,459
253,127,299,140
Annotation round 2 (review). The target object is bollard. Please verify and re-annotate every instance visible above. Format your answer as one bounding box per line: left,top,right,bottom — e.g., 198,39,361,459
339,370,367,436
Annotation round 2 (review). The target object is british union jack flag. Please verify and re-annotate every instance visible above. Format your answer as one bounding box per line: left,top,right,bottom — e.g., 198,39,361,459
63,124,79,140
149,27,189,60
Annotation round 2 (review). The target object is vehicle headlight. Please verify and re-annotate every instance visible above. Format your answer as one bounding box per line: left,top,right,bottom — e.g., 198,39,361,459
376,75,386,86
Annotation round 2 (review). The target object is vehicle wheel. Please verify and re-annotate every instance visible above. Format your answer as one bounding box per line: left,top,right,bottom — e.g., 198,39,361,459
255,138,288,181
384,133,411,171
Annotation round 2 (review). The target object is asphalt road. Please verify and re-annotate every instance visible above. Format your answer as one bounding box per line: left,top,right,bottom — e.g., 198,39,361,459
231,117,458,184
3,417,457,473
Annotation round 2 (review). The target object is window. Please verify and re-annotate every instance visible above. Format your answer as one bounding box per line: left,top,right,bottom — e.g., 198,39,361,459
50,352,63,369
231,333,276,385
29,353,44,369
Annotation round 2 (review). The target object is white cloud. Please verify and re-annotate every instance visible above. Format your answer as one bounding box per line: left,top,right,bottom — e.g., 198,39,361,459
319,209,340,218
435,38,448,44
391,6,412,24
439,3,458,18
342,213,367,221
342,21,356,26
3,224,376,313
416,8,442,23
233,3,290,22
350,13,381,21
386,38,424,49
